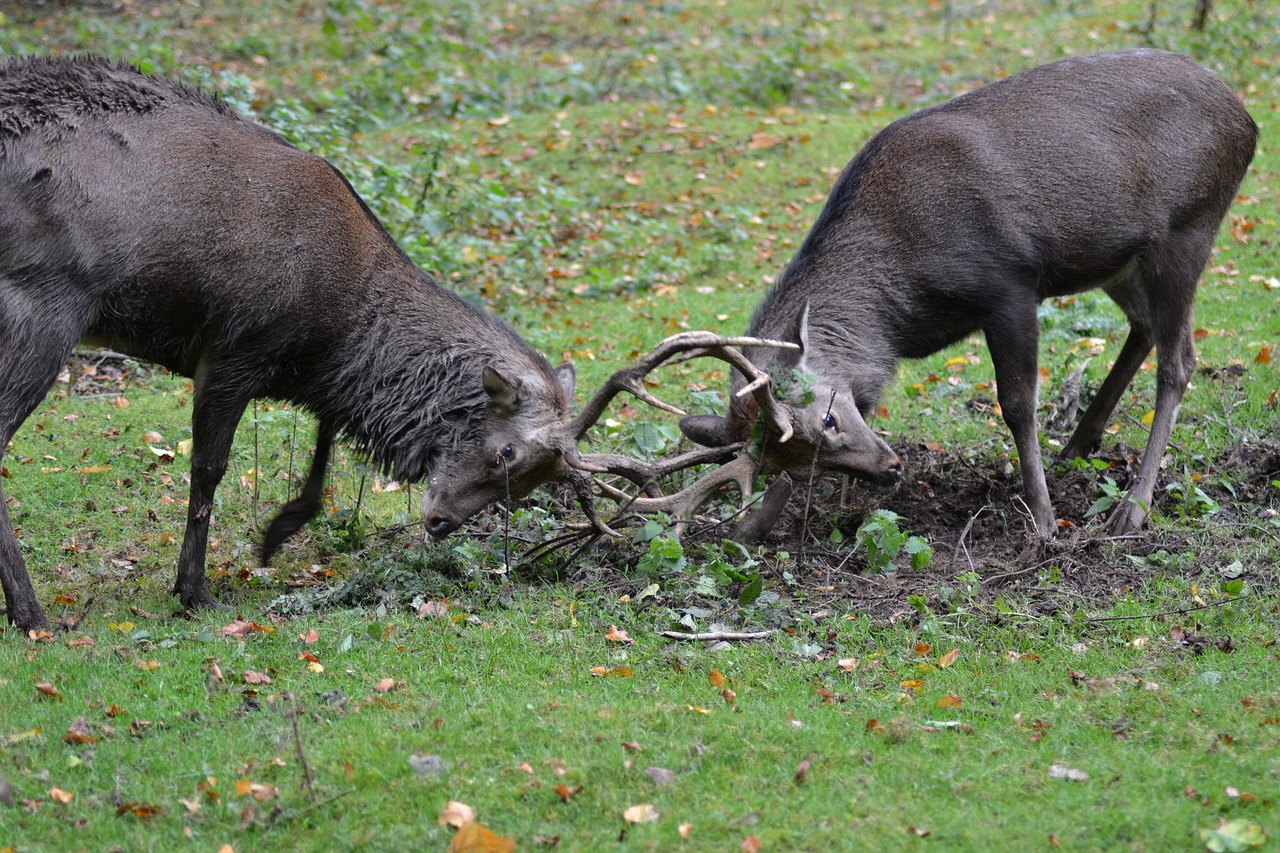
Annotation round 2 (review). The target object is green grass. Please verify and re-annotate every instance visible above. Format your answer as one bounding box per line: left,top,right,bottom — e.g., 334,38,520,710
2,0,1280,850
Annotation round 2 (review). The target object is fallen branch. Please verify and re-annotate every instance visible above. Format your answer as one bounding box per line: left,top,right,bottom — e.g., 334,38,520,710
659,630,772,641
1085,596,1247,623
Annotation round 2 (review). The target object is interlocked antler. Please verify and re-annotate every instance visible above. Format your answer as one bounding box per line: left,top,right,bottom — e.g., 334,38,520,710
560,331,794,536
592,454,762,535
563,331,796,443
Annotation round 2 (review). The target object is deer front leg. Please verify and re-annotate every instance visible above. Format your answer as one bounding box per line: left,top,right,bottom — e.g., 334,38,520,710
986,305,1056,538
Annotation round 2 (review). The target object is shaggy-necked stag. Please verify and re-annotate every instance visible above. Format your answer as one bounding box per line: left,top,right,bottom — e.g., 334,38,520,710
0,56,793,632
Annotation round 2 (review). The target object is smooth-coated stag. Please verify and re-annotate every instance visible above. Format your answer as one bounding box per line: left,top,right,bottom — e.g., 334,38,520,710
680,50,1257,538
0,56,790,633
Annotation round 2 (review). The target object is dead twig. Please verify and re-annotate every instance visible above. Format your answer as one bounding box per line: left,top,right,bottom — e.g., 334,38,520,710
1085,596,1247,623
659,630,772,641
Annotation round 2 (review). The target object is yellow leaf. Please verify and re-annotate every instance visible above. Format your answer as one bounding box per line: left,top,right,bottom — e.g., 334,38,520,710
944,356,967,368
623,803,661,824
901,679,924,692
1140,410,1155,427
49,787,73,804
439,801,476,829
708,670,726,687
447,820,516,853
686,704,712,714
939,648,960,668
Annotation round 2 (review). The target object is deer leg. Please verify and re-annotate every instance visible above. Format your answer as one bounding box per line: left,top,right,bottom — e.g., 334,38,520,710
173,359,256,611
0,300,86,631
985,302,1056,538
1060,328,1153,459
1107,240,1205,535
260,420,335,566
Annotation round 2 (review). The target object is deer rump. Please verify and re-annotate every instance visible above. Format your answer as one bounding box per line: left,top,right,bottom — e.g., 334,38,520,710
682,49,1257,539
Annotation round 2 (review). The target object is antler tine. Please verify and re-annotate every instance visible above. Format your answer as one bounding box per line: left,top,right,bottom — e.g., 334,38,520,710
593,455,761,532
565,468,623,539
698,343,795,444
565,331,798,440
567,443,745,493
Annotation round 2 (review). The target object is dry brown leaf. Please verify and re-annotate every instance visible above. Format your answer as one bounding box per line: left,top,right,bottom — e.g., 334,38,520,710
553,783,583,802
937,693,963,709
299,628,320,644
939,648,960,668
605,625,635,645
373,678,397,694
242,671,273,686
439,800,477,829
741,835,762,852
447,820,516,853
234,780,278,802
49,787,73,804
708,669,726,687
623,803,660,824
678,822,693,839
63,717,96,745
34,682,60,700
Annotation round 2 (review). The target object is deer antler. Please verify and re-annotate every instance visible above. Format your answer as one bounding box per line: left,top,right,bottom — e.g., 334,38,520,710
563,331,797,442
592,454,762,533
561,331,793,538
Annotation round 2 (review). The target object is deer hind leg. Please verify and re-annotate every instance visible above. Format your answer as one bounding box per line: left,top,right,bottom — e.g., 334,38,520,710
173,357,257,611
260,420,335,566
984,297,1056,538
1106,231,1211,535
0,288,90,630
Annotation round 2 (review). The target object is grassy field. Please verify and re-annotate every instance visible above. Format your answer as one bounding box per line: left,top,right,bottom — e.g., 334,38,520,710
2,1,1279,850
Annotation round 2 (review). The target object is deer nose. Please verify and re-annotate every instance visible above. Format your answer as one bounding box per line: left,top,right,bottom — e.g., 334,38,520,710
884,451,903,482
424,514,461,538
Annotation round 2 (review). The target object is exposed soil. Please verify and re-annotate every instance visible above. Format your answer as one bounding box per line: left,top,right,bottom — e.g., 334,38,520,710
545,436,1280,623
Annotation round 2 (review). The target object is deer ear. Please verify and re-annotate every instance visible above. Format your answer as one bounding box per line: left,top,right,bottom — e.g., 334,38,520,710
679,414,736,448
482,366,521,415
553,363,576,401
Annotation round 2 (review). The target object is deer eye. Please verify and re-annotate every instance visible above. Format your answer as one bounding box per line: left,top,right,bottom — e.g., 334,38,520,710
821,412,838,432
497,444,516,464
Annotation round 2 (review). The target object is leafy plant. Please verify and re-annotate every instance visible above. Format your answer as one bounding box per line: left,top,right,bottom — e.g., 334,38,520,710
855,509,932,573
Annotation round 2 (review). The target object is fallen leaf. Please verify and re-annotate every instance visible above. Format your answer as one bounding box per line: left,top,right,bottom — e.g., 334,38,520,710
605,625,635,645
447,820,516,853
913,642,932,656
741,836,762,852
936,693,963,709
49,787,73,804
242,671,273,685
794,756,812,783
63,717,96,745
645,766,676,787
373,678,397,693
299,628,320,644
408,753,447,778
439,800,477,829
708,670,726,687
623,803,660,824
939,648,960,668
837,658,859,672
115,801,166,820
1048,763,1089,782
1198,818,1266,852
34,682,60,701
553,783,583,802
234,780,278,802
